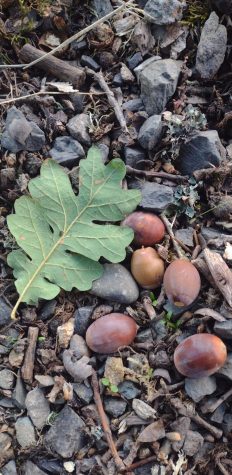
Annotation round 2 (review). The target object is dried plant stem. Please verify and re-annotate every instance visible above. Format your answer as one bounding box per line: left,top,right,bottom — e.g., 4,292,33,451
21,326,39,383
204,248,232,307
91,370,125,471
86,68,128,132
126,165,187,183
205,387,232,414
160,215,186,259
0,90,103,106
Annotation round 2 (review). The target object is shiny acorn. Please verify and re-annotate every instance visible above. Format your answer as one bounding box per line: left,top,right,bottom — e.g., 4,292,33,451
122,212,165,246
174,333,227,378
163,259,201,307
86,313,137,353
131,247,164,289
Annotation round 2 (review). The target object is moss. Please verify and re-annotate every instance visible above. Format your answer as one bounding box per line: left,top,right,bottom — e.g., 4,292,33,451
181,0,210,27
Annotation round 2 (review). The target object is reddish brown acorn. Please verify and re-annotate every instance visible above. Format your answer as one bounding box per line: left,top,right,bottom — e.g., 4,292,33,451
122,212,165,246
131,247,164,289
174,333,227,378
86,313,137,353
163,259,201,306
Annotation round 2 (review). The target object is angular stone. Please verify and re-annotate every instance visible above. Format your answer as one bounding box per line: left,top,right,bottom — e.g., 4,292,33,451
145,0,185,25
176,130,225,175
23,461,47,475
138,58,182,115
74,306,94,337
183,430,204,456
80,55,100,71
90,263,139,304
49,136,85,167
91,0,113,17
170,416,191,451
67,113,91,146
185,376,216,403
104,397,127,417
122,98,144,112
0,369,14,390
175,228,194,247
1,106,45,152
12,371,26,409
214,320,232,339
0,298,12,326
44,405,85,457
196,12,227,80
69,334,90,359
129,180,173,212
127,52,143,70
124,146,146,168
25,388,50,429
15,417,36,448
1,460,17,475
118,381,141,400
73,382,93,404
138,114,163,150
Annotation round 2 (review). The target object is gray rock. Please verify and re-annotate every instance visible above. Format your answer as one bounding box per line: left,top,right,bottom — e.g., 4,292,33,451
196,12,227,80
214,320,232,339
1,106,45,152
129,180,173,212
50,136,85,167
104,397,127,417
34,460,62,474
73,382,93,404
74,306,94,336
175,228,194,247
80,55,100,71
67,113,91,146
12,371,26,409
24,154,41,176
69,334,90,359
138,58,182,115
183,430,204,456
210,195,232,219
145,0,185,25
96,143,109,163
223,413,232,436
210,403,226,423
23,461,47,475
91,0,113,17
185,376,216,402
0,369,14,389
39,299,57,321
217,353,232,381
45,405,86,457
91,263,139,304
122,98,144,112
1,460,17,475
113,73,123,87
0,298,12,326
127,52,143,70
15,417,36,448
138,114,163,150
201,227,232,242
170,416,191,451
176,130,225,175
25,387,50,429
124,146,146,168
34,375,55,387
118,381,141,399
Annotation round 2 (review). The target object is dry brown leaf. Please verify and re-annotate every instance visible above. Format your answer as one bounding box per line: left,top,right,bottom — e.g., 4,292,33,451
137,419,165,443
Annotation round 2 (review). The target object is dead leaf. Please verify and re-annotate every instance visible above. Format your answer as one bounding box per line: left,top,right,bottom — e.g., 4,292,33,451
194,308,226,322
104,357,124,386
57,318,74,348
137,419,165,443
46,81,76,93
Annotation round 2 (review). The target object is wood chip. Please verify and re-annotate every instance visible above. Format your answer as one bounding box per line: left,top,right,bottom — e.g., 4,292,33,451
204,248,232,307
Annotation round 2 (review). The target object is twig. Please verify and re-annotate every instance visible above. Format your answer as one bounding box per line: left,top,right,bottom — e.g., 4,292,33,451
0,90,102,106
191,413,223,439
141,291,157,320
160,215,186,259
91,370,125,471
121,455,158,472
1,4,125,71
126,165,188,183
204,387,232,414
86,68,128,132
204,248,232,307
21,326,39,383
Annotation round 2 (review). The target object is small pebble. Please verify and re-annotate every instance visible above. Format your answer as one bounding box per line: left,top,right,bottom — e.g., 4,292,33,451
15,417,36,448
91,263,139,304
0,369,14,390
80,55,100,71
104,397,127,417
25,387,50,429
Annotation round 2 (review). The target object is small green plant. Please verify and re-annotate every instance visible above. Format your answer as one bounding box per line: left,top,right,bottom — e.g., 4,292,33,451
149,292,158,307
181,0,209,27
101,378,118,393
172,177,201,218
47,411,59,425
37,336,46,342
162,311,181,330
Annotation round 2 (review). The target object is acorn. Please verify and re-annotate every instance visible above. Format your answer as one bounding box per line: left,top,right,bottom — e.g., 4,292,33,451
163,259,200,307
174,333,227,378
131,247,164,289
122,212,165,246
86,313,137,353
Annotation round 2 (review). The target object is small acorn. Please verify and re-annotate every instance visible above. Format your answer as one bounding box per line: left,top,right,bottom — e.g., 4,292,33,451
131,247,164,289
86,313,137,353
122,212,165,246
174,333,227,378
163,259,201,307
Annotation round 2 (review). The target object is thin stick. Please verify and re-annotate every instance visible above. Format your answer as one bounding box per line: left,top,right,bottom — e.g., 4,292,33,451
141,291,157,320
86,68,128,132
91,370,125,471
191,413,222,439
160,215,186,259
204,387,232,414
20,4,125,70
21,326,39,383
121,455,158,472
204,248,232,307
126,165,188,183
0,90,102,106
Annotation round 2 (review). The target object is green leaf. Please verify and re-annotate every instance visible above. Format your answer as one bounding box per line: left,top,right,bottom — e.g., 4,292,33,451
7,147,141,318
101,378,110,386
110,384,119,393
